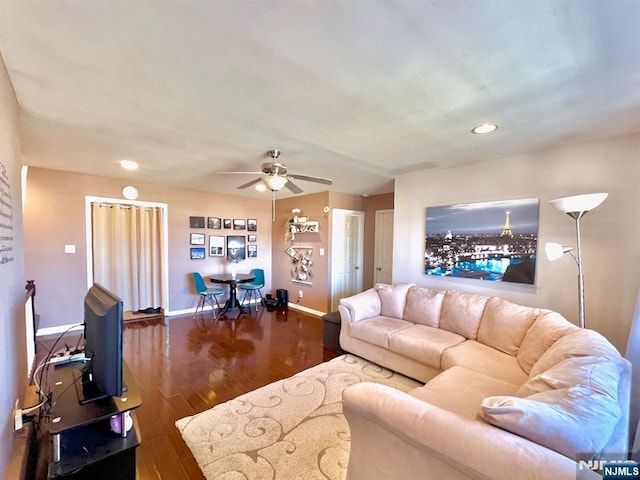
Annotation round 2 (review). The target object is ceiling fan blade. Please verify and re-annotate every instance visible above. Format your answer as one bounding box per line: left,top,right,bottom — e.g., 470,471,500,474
237,178,262,189
284,180,304,194
217,171,263,175
289,173,333,185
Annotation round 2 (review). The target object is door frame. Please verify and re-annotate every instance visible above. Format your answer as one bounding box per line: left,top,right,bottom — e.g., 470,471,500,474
84,196,170,312
330,208,364,311
374,209,394,285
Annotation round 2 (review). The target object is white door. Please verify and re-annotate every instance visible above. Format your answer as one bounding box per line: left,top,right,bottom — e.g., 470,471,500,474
331,209,364,311
374,209,394,285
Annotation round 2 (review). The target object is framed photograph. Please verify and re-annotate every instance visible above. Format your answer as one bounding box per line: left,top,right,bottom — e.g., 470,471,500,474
248,234,257,242
226,235,246,261
247,219,257,231
223,219,232,229
190,247,206,260
247,244,257,258
425,198,539,285
189,216,205,228
233,218,246,230
208,217,222,229
190,233,205,245
209,235,224,256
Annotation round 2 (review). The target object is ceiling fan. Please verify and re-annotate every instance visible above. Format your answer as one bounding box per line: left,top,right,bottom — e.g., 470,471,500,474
218,149,333,220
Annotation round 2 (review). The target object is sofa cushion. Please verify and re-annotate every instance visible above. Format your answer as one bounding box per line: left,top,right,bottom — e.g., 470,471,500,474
410,366,519,419
349,316,413,349
529,328,622,379
441,340,528,385
403,286,445,328
516,355,622,399
388,324,465,368
517,311,579,374
376,283,414,319
439,290,488,340
477,297,541,356
339,288,381,323
480,386,622,459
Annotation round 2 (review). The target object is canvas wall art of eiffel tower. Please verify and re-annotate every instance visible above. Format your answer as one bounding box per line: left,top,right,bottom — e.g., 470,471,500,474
424,198,539,284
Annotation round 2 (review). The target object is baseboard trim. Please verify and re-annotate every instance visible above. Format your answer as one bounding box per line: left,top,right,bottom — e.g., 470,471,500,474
287,303,326,318
36,300,313,336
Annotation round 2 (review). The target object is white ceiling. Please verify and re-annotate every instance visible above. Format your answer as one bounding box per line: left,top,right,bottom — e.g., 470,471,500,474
1,1,639,199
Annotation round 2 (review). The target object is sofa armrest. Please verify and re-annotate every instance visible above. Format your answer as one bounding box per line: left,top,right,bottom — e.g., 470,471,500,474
343,383,600,480
338,288,381,323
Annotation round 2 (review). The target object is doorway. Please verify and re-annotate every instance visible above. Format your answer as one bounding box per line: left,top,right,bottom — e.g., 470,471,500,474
330,209,364,311
374,209,394,285
85,196,169,315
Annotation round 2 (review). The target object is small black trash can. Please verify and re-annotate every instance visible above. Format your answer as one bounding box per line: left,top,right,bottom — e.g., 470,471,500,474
276,289,289,308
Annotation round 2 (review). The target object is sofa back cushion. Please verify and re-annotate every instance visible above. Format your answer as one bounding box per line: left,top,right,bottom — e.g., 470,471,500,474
477,297,541,356
376,283,414,319
517,311,579,373
403,286,445,327
529,328,621,379
480,387,622,460
439,290,489,339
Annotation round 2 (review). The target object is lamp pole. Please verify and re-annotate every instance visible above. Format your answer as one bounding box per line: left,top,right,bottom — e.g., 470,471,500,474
571,213,586,329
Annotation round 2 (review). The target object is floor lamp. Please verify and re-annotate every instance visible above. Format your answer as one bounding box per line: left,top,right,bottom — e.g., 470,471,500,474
545,192,608,329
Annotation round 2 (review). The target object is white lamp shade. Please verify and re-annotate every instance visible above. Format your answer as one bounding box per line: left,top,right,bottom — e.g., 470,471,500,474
545,242,574,261
548,193,608,214
262,175,288,191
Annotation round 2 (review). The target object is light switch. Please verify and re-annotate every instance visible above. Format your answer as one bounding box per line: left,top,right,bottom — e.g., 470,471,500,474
319,248,325,256
64,245,76,254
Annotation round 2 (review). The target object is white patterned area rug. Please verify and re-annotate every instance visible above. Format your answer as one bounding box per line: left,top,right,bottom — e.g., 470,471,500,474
175,354,421,480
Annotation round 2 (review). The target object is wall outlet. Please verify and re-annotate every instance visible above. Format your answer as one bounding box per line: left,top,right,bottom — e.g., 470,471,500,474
298,290,303,298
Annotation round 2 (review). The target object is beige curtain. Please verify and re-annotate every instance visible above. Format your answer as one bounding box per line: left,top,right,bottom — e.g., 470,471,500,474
91,202,165,312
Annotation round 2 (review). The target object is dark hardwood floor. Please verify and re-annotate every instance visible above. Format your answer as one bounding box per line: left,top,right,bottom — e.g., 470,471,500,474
37,306,340,479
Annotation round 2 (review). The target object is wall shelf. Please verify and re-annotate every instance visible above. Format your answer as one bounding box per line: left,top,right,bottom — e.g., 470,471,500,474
288,221,319,234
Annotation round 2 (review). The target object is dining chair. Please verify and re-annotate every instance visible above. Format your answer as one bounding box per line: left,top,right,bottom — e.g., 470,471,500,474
192,272,225,319
239,268,265,312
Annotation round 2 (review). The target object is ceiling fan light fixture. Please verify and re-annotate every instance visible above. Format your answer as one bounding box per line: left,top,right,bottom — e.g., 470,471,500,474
262,175,288,191
254,182,267,192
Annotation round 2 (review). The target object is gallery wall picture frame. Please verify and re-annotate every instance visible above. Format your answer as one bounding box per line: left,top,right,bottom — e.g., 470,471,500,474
190,247,206,260
247,219,257,231
247,244,257,258
208,217,222,229
226,235,246,261
190,233,206,245
233,219,246,230
209,235,224,257
190,216,205,228
223,219,232,229
248,234,257,242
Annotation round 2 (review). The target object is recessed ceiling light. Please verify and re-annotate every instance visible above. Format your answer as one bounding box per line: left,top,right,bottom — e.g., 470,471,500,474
471,123,499,134
255,183,267,192
120,159,139,170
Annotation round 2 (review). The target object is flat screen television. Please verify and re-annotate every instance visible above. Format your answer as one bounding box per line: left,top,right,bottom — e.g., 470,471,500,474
81,283,126,404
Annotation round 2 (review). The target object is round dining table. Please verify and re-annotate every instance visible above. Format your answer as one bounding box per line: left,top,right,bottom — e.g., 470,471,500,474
209,273,256,317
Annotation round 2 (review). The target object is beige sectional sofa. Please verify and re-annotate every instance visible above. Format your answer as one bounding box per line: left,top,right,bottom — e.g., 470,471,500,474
338,283,631,480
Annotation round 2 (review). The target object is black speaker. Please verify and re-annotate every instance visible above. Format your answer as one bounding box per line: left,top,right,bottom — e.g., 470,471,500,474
276,289,288,307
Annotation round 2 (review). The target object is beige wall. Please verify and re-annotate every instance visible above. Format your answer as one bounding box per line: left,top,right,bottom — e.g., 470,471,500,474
394,132,640,353
0,53,26,478
271,191,366,313
272,192,330,312
24,167,273,330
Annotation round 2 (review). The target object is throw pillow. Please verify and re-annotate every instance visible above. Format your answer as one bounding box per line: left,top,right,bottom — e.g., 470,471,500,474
376,283,414,319
403,286,445,327
480,387,622,459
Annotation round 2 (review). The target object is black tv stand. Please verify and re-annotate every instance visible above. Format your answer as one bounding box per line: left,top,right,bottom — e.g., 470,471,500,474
47,361,142,479
77,375,128,405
